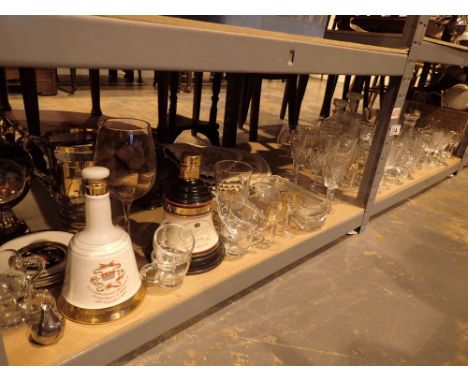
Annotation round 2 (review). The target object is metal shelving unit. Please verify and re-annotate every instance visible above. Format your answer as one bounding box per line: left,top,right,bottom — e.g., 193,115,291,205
0,15,466,365
358,16,467,227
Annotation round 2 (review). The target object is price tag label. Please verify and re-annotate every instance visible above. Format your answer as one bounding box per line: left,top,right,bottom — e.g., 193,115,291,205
391,107,401,120
389,124,401,136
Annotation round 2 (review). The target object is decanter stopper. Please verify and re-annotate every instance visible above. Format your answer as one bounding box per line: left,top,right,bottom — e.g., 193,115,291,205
30,300,65,346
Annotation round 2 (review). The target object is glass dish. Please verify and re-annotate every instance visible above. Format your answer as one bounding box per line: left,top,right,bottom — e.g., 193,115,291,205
251,175,330,233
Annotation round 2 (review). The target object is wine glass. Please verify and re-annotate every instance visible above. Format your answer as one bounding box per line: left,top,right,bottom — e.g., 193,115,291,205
93,118,156,235
322,136,358,202
277,124,315,185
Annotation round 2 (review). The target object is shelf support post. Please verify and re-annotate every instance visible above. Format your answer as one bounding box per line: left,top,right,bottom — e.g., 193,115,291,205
357,16,430,232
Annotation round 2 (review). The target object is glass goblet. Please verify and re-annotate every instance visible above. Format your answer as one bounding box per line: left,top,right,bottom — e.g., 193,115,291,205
322,136,358,202
93,118,156,235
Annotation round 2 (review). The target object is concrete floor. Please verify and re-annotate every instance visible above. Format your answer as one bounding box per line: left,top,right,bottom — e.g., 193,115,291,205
7,73,468,365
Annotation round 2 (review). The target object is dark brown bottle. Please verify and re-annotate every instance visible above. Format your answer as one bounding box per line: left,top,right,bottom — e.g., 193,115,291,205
162,153,224,274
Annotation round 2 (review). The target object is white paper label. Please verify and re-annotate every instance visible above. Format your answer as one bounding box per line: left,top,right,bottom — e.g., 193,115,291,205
391,107,401,119
389,124,401,136
162,212,219,255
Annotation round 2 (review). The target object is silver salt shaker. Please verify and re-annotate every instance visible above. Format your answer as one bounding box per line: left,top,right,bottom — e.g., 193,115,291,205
30,300,65,346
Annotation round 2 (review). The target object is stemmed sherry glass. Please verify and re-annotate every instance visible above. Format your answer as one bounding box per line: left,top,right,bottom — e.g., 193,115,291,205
94,118,156,236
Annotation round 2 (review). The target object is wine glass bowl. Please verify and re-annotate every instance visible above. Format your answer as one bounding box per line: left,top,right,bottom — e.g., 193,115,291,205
93,118,156,234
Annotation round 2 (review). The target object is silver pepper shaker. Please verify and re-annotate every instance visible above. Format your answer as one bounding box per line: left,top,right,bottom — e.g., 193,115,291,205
30,301,65,346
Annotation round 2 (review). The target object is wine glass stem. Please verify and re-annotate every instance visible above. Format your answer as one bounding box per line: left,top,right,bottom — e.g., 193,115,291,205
292,162,300,184
326,187,335,202
122,201,132,235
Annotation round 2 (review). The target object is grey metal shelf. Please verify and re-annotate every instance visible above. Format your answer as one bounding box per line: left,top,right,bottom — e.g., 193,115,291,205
416,37,468,67
0,15,407,75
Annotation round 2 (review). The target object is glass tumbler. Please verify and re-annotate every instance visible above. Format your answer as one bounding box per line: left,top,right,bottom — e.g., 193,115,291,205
220,202,263,257
0,250,47,328
214,160,253,219
140,223,195,288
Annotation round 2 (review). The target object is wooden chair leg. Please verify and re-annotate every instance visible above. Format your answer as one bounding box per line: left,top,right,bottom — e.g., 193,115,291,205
168,71,179,129
319,74,338,119
124,70,134,83
0,68,12,113
70,69,77,94
363,76,371,111
209,72,222,127
238,74,253,129
108,69,118,83
156,71,170,143
184,71,193,92
286,74,298,129
350,75,366,94
19,68,40,136
222,73,242,148
88,69,102,125
249,74,262,142
191,72,203,136
368,76,379,109
295,74,309,123
379,76,386,110
418,63,431,88
279,79,290,120
342,75,352,100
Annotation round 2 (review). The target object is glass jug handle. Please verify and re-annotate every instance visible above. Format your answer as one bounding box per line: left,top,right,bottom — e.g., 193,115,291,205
23,135,55,196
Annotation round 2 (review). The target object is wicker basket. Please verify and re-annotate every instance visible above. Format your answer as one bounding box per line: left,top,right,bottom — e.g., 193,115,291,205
402,101,467,135
402,101,468,157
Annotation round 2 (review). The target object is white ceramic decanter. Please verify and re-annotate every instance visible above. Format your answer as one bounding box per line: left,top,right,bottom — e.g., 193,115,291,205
57,166,145,324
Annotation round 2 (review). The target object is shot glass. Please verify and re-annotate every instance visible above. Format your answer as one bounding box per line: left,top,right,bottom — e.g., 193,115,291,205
140,224,195,288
